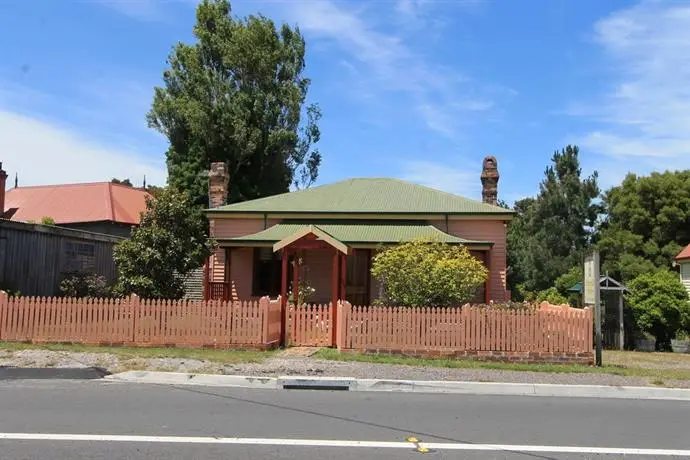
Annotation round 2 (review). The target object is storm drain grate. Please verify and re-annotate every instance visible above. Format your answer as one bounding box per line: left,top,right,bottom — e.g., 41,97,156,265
280,379,353,391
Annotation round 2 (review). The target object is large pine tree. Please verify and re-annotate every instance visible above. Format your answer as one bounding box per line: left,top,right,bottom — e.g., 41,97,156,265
508,145,600,296
147,0,321,207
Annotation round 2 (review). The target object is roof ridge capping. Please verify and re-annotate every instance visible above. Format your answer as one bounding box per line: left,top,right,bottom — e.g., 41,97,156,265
379,176,509,211
208,177,514,215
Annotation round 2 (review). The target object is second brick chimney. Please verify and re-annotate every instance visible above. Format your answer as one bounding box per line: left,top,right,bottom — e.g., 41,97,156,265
208,162,229,208
0,162,7,215
480,156,499,206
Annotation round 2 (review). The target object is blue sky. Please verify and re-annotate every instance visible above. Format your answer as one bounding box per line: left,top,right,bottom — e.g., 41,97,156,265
1,0,688,204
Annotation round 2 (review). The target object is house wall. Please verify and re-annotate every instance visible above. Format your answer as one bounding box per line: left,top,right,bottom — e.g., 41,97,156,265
430,219,508,302
208,217,275,285
469,250,487,303
210,217,279,239
681,261,690,297
207,216,509,303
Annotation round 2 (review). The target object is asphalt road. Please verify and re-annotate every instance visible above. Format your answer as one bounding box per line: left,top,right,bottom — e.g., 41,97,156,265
0,379,689,459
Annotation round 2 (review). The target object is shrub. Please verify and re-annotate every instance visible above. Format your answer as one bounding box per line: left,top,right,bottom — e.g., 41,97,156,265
40,216,56,225
0,282,21,297
553,266,582,296
472,302,535,310
114,187,213,299
370,239,488,307
59,273,112,298
535,287,568,305
625,270,690,351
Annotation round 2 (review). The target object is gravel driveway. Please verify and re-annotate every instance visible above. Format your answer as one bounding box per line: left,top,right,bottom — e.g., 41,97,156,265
2,347,688,388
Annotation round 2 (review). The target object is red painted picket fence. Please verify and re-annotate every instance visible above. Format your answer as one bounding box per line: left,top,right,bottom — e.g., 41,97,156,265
334,302,593,362
0,292,282,348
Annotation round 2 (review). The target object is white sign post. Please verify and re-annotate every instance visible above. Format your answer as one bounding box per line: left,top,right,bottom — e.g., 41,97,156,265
584,249,602,366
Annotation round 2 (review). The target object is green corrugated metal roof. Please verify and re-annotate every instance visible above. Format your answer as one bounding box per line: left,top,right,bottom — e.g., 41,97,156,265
208,178,513,215
220,223,491,245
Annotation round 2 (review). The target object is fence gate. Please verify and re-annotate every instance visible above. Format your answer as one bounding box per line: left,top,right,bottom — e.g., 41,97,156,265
286,303,332,346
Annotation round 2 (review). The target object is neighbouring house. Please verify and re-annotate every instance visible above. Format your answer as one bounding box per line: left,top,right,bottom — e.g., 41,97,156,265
676,244,690,298
204,157,514,306
0,162,133,296
1,166,150,238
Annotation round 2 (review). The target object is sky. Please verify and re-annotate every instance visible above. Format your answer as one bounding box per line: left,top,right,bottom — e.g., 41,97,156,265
1,0,689,204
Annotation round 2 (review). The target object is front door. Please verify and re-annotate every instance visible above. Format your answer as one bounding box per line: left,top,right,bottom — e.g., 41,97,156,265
346,249,370,306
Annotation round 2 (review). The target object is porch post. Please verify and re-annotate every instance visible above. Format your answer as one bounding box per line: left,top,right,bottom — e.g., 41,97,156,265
203,255,210,301
292,251,300,305
484,249,492,304
340,251,347,302
281,248,288,304
280,248,288,346
331,250,339,307
224,248,231,301
331,249,339,346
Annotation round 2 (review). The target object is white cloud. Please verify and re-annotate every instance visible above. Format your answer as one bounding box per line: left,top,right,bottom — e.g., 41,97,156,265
0,72,168,188
0,111,166,187
578,0,690,169
279,0,504,138
399,160,480,198
97,0,169,21
395,0,431,24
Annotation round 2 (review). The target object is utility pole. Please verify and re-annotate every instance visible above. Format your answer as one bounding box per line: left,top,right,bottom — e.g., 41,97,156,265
584,249,602,366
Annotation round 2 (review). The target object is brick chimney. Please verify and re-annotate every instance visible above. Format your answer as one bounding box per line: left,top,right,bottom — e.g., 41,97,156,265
0,162,7,215
208,162,229,208
480,156,499,205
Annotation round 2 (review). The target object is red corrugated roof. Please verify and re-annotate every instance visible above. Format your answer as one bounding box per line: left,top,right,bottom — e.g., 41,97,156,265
4,182,150,225
676,244,690,261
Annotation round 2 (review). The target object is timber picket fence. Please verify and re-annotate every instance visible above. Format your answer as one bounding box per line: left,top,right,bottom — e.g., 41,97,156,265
0,290,593,363
0,292,282,348
335,302,593,363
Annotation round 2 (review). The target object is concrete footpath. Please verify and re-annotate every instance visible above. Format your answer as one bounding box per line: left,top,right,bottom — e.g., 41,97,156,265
106,371,690,401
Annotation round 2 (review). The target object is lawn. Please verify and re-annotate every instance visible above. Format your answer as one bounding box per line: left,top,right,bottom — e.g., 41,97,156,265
314,348,690,382
0,342,275,365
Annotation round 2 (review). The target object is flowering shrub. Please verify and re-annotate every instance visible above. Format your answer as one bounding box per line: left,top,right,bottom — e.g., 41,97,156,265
371,239,488,307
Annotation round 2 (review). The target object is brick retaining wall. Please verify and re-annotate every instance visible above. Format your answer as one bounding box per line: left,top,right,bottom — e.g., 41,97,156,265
346,349,595,365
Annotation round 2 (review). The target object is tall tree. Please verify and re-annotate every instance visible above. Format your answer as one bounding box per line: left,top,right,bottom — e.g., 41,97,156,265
505,197,535,296
507,146,600,296
114,188,213,299
598,171,690,282
147,0,321,207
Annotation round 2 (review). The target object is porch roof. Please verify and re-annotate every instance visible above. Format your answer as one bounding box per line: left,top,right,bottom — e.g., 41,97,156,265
217,223,493,248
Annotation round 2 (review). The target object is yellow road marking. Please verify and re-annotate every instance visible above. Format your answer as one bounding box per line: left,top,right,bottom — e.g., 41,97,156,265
406,436,430,454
